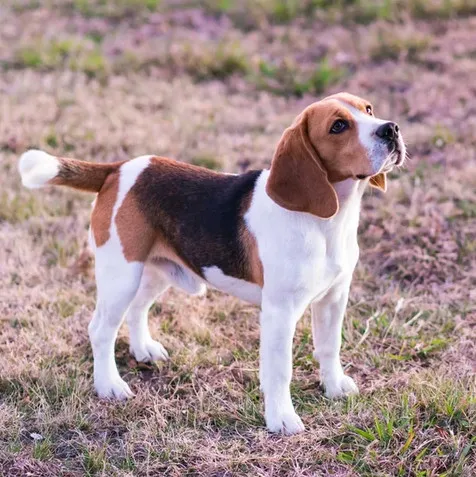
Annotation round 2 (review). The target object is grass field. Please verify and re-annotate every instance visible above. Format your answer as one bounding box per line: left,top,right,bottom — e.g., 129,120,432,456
0,0,475,475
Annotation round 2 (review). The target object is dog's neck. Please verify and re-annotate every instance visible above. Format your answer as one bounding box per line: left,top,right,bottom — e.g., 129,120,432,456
332,178,367,213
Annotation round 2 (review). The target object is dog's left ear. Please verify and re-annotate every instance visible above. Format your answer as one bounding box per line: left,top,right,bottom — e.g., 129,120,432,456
266,110,339,219
369,173,387,192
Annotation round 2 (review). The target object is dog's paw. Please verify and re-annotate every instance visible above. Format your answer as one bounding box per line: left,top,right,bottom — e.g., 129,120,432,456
95,375,134,401
265,407,305,435
130,339,169,363
324,374,359,399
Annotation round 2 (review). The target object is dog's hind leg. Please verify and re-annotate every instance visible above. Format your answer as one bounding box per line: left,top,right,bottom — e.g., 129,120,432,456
88,252,143,400
88,155,154,400
126,258,206,361
125,266,170,363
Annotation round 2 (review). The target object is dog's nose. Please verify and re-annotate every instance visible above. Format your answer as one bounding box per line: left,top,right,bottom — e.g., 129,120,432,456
376,122,399,141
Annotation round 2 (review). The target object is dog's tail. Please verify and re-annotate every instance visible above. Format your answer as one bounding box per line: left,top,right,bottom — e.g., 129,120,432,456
18,149,123,193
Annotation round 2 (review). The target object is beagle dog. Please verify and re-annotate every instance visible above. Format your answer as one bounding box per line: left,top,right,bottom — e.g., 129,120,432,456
18,92,405,435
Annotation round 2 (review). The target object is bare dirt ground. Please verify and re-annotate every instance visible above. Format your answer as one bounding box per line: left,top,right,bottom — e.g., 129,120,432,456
0,1,475,475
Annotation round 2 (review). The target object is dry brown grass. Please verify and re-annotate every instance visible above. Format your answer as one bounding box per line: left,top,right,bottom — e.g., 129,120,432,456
0,1,475,475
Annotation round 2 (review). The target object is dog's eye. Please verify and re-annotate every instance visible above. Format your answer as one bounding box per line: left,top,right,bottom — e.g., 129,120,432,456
366,105,373,115
330,120,348,134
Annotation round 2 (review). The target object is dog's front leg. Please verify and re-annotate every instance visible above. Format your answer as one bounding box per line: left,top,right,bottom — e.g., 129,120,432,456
259,295,306,435
311,279,359,398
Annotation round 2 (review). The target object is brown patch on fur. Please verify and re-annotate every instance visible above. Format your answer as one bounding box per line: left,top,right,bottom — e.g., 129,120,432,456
50,157,122,192
115,192,157,262
240,191,264,286
91,173,119,247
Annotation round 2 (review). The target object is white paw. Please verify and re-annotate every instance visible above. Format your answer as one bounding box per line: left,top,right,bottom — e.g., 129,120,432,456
265,407,305,435
130,338,169,362
324,374,359,399
95,375,134,400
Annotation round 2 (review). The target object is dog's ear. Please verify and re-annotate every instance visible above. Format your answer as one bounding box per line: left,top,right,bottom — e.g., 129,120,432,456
369,173,387,192
266,111,338,219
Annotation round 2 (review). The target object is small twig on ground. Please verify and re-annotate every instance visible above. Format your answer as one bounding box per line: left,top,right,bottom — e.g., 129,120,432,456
357,312,379,347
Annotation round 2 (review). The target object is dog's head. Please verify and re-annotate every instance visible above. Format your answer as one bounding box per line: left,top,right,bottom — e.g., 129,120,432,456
266,92,406,218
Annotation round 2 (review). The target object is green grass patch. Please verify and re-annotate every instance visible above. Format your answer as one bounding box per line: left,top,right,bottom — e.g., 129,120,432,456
83,446,107,476
121,40,250,81
72,0,161,19
370,31,431,62
190,155,223,170
256,57,345,96
184,42,250,80
327,377,475,475
72,50,108,78
13,38,109,79
16,39,77,69
32,438,54,461
454,200,476,219
0,192,42,223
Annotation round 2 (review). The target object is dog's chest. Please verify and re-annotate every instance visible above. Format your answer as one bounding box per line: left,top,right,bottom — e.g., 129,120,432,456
244,172,362,303
289,224,359,303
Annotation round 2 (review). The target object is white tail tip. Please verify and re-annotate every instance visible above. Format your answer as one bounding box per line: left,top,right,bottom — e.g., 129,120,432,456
18,149,60,189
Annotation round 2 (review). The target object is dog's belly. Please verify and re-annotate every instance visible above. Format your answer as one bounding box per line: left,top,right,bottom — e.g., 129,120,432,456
202,266,262,305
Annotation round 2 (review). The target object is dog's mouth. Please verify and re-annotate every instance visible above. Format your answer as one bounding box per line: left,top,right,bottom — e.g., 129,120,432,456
382,138,406,172
390,142,405,166
356,137,406,180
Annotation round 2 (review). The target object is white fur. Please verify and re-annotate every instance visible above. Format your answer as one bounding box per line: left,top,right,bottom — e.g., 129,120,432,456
203,266,261,305
113,156,152,217
125,266,170,362
157,259,206,296
18,149,59,189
